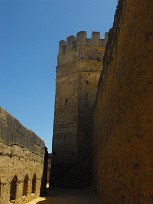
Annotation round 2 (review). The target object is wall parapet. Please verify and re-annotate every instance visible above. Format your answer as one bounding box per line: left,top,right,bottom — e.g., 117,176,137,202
59,31,108,54
0,108,45,155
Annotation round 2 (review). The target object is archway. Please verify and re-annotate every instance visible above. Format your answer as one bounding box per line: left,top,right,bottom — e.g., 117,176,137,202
23,174,29,196
10,175,18,201
32,174,36,193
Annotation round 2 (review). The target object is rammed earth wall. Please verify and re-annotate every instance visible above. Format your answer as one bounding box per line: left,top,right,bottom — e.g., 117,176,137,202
0,108,46,204
93,0,153,203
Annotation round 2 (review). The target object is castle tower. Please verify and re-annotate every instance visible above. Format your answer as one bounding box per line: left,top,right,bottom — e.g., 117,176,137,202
51,31,107,188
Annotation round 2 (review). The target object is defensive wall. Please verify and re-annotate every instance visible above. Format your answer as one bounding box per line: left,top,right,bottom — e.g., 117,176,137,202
93,0,153,203
51,31,108,188
0,108,47,204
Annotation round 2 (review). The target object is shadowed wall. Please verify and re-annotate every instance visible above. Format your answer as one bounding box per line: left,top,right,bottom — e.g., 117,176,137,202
93,0,153,203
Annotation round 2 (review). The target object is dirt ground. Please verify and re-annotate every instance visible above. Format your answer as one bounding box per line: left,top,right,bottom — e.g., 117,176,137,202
27,188,101,204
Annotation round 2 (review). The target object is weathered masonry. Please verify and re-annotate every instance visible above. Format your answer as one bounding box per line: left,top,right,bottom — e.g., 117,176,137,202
0,108,46,204
93,0,153,203
51,31,108,188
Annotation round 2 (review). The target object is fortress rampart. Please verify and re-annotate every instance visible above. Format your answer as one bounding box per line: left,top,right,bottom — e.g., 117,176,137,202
51,0,153,203
0,108,46,204
93,0,153,203
0,109,44,154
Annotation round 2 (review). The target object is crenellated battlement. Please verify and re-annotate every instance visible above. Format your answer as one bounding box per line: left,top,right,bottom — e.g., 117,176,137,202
59,31,108,54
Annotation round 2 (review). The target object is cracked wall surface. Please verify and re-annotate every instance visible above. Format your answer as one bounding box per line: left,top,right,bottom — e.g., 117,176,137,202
0,108,46,204
93,0,153,203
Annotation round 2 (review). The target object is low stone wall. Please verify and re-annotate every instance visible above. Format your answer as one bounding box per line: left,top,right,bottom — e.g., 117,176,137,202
93,0,153,203
0,108,46,204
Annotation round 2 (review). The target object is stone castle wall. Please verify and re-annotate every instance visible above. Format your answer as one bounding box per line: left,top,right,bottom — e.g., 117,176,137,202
59,31,108,54
51,31,107,188
0,108,46,204
93,0,153,203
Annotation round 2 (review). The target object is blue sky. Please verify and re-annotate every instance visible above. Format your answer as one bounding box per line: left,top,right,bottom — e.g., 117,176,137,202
0,0,117,153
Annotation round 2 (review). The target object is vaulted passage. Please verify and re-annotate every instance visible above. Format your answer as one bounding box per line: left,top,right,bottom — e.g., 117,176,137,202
23,174,29,196
10,175,18,201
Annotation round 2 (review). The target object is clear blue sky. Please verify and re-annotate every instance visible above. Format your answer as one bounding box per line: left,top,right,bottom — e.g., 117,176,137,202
0,0,117,153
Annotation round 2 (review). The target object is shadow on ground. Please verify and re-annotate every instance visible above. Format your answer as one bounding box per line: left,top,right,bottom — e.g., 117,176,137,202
36,188,101,204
